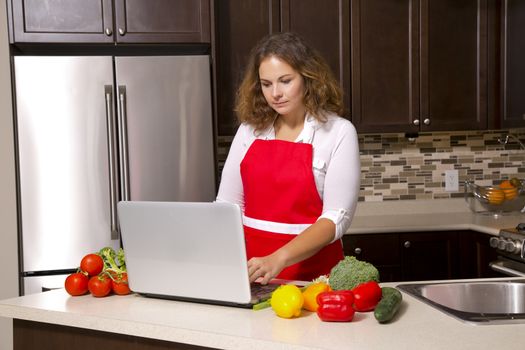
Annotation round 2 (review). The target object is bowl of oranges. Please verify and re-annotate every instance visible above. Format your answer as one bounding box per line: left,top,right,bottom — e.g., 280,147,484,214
465,178,525,214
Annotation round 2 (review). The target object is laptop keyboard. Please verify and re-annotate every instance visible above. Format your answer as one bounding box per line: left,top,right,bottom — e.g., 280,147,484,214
250,283,279,301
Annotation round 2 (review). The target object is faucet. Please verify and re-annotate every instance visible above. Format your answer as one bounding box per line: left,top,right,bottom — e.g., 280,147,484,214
498,134,525,150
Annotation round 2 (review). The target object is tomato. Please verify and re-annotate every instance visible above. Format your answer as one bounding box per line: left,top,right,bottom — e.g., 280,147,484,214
351,281,382,312
64,272,88,296
88,274,112,297
111,272,131,295
80,254,104,276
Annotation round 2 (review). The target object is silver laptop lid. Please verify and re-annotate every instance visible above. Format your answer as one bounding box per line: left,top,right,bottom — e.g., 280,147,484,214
117,201,252,304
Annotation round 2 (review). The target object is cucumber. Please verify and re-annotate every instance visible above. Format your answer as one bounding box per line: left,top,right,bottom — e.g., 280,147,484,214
374,287,402,323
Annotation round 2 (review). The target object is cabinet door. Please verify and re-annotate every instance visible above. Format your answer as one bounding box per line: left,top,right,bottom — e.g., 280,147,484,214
342,234,401,282
281,0,350,116
214,0,280,136
500,0,525,128
10,0,114,43
420,0,488,131
114,0,210,43
458,231,502,278
350,0,420,133
400,232,459,281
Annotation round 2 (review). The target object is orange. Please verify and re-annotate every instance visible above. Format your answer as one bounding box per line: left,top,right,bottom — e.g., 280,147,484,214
503,187,518,200
499,180,514,189
487,188,505,205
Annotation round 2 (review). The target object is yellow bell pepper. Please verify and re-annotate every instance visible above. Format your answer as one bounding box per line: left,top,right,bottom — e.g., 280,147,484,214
270,285,304,318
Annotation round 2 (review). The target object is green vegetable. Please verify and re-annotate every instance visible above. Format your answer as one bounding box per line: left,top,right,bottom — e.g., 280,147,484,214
252,299,272,311
98,247,127,279
328,256,380,291
374,287,402,323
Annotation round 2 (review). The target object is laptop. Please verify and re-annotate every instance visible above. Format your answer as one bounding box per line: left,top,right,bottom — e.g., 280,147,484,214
117,201,296,308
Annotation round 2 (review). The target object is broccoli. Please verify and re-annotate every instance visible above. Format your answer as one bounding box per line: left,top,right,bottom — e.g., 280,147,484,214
328,256,380,290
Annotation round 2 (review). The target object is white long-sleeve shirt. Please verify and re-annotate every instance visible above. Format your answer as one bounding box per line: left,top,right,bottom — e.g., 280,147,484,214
216,113,361,242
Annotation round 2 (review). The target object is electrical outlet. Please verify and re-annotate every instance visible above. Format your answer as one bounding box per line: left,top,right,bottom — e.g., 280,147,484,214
445,170,459,192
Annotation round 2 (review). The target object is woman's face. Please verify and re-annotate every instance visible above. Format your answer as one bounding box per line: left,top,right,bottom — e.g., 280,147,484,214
258,55,305,119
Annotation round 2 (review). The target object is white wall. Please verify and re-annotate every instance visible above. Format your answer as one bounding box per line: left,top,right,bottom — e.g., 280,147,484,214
0,1,18,350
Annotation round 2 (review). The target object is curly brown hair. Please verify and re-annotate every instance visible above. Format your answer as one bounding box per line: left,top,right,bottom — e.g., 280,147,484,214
235,32,344,132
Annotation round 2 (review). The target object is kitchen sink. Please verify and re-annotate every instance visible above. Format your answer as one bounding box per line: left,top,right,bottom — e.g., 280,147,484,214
397,279,525,325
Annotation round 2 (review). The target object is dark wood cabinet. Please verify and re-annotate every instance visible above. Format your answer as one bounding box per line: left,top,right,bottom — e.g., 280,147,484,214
113,0,210,44
14,319,214,350
343,230,499,283
9,0,114,43
351,0,488,133
458,231,502,278
399,231,459,281
500,0,525,128
344,231,459,282
214,0,349,136
343,233,402,282
280,0,350,116
8,0,211,44
213,0,280,136
350,0,419,134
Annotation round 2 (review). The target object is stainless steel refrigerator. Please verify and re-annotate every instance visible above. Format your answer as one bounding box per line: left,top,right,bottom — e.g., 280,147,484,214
13,55,216,294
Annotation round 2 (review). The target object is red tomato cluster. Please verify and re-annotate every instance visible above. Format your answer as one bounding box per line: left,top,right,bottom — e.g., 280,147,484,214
64,253,130,297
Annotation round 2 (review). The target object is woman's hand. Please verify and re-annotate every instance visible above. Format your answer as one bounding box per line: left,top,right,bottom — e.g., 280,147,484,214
247,219,337,284
247,252,287,284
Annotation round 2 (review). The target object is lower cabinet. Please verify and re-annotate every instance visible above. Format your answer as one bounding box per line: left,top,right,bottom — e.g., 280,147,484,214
342,230,499,283
458,231,502,279
342,233,402,282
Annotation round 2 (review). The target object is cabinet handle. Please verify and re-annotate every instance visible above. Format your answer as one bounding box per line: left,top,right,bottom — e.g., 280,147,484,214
118,28,126,36
404,241,411,248
423,118,431,125
354,247,362,255
105,28,112,36
413,119,420,126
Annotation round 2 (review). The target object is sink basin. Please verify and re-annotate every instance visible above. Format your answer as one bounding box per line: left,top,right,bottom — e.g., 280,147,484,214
397,279,525,325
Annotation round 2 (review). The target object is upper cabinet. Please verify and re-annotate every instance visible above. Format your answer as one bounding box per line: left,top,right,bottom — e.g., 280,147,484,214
500,0,525,128
8,0,211,44
213,0,280,136
351,0,488,133
280,0,350,116
214,0,349,136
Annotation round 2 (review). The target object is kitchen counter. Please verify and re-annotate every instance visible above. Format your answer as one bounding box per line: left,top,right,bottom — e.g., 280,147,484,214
1,278,525,350
3,198,525,349
347,198,525,235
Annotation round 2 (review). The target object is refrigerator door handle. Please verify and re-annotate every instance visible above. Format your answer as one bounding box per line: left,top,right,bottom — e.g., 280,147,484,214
105,85,119,240
117,85,130,201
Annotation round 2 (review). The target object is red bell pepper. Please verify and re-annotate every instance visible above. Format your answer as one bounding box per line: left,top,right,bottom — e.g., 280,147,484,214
316,290,355,322
352,281,382,312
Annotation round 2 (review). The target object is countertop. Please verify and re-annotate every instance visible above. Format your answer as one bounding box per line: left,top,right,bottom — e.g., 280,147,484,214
1,278,525,350
346,198,525,235
2,199,525,349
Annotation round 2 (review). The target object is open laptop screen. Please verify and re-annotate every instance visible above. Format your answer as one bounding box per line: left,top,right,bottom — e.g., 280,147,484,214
118,201,255,306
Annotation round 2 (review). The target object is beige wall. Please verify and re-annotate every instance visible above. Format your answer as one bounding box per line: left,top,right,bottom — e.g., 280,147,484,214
0,2,18,350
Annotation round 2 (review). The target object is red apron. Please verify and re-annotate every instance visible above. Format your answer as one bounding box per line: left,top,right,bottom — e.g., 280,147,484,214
240,138,343,281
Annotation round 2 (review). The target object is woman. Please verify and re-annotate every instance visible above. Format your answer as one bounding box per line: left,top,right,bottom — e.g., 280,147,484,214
217,32,360,283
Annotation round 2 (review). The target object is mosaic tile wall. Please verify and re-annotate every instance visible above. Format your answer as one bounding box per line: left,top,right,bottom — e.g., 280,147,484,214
217,129,525,202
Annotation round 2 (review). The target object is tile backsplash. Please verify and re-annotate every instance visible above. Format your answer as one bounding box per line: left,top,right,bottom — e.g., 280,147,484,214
217,129,525,202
